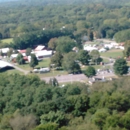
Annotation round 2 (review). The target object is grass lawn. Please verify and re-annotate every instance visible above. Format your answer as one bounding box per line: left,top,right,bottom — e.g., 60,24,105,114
17,58,51,71
36,70,68,78
1,38,13,44
0,69,24,75
100,49,123,58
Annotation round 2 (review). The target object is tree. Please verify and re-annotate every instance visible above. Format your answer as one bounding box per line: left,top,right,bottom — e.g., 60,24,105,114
40,111,66,126
87,29,94,41
56,36,76,53
78,50,90,65
62,52,81,74
0,50,4,57
84,66,96,77
33,123,58,130
7,48,13,57
9,114,37,130
90,50,102,65
92,109,110,129
48,38,57,50
49,78,59,87
26,48,32,56
16,53,25,65
113,58,128,76
50,52,63,68
29,54,38,69
123,40,130,57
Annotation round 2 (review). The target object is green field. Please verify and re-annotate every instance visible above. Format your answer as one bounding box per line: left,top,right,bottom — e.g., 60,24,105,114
0,69,24,75
100,49,123,58
17,58,51,71
1,38,13,44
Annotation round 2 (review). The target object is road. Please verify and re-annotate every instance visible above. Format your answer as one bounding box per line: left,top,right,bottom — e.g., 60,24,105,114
13,65,29,75
41,74,88,83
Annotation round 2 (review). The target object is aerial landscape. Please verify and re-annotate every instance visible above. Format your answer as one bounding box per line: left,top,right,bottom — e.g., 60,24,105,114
0,0,130,129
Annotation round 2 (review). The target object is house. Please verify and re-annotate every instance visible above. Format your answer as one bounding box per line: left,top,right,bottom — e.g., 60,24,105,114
34,50,52,59
35,45,45,51
0,48,9,55
104,44,113,49
83,45,98,52
119,46,124,50
18,49,26,53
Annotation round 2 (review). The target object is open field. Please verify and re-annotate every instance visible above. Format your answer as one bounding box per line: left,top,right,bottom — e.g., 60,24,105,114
1,38,13,44
0,69,24,75
17,58,51,71
100,49,123,58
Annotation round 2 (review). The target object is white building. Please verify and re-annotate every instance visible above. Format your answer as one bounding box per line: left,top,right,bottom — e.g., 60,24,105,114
104,44,113,49
83,46,98,52
35,45,45,51
35,50,52,58
0,48,9,54
0,60,14,69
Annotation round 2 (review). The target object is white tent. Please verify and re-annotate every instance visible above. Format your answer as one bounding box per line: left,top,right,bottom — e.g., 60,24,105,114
0,60,14,69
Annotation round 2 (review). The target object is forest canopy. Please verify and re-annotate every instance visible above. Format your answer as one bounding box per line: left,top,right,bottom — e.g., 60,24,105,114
0,0,130,45
0,73,130,130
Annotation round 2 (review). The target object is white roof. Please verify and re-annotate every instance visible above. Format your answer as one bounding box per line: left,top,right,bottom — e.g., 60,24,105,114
84,46,98,51
11,54,18,58
0,48,9,53
0,60,14,68
35,45,45,51
35,50,52,57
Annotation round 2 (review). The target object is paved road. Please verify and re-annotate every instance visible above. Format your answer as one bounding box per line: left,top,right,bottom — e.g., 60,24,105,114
41,74,88,83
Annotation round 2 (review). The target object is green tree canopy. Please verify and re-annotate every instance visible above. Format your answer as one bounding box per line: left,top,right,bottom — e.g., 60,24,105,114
113,58,128,76
16,53,25,65
56,36,76,53
26,48,32,56
90,50,102,65
29,54,38,68
84,66,96,77
62,52,81,74
50,52,63,68
48,38,58,50
78,50,90,65
124,40,130,57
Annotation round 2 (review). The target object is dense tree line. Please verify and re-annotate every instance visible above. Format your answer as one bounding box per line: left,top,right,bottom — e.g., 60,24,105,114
0,0,130,44
0,73,130,129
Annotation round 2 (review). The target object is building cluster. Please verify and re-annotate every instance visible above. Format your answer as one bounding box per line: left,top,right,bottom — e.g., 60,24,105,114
0,45,53,63
83,40,125,52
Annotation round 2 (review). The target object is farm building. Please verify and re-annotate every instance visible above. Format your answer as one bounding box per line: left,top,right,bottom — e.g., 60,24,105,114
0,60,14,71
0,48,9,55
35,45,45,51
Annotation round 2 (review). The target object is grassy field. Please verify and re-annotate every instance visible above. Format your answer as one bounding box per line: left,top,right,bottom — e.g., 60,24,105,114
100,49,123,58
1,38,13,44
0,69,24,75
17,58,51,71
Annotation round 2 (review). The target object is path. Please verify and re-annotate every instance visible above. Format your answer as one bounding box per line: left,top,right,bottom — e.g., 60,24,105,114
13,64,29,75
